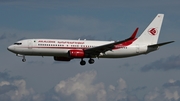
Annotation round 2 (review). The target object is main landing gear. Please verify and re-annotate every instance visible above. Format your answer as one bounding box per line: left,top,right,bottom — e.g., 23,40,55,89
80,58,95,66
80,59,86,65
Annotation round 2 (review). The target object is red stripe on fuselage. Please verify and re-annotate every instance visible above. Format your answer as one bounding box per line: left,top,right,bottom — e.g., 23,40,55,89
23,46,88,50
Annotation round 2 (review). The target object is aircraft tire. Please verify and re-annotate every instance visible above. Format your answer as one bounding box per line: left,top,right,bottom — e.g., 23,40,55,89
80,60,86,66
22,59,26,62
88,58,95,64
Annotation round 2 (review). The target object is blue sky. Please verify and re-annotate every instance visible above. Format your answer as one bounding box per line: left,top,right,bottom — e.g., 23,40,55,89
0,1,180,101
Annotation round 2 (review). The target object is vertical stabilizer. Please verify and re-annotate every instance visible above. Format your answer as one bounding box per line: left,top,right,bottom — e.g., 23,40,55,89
133,14,164,45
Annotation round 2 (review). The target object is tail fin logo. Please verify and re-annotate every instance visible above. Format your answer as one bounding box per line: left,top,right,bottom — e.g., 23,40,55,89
148,28,157,36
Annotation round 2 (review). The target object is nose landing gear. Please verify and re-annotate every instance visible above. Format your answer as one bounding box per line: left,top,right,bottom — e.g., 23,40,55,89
22,55,26,62
16,54,26,62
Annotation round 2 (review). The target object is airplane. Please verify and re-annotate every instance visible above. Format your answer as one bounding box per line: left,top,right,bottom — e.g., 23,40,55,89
7,14,174,66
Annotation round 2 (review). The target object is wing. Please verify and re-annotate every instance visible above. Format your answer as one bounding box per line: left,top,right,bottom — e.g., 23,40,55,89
84,28,139,57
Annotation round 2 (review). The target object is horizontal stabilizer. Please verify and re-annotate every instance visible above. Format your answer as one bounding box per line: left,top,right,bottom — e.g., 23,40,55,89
148,41,174,47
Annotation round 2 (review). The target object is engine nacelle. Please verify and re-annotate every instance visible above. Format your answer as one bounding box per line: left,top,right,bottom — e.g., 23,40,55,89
68,50,85,58
54,56,72,61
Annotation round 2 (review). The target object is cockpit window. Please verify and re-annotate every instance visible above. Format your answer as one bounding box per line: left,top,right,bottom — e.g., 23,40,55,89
14,43,22,45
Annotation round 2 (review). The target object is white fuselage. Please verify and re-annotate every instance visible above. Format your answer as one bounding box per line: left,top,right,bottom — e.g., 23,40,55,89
8,39,148,58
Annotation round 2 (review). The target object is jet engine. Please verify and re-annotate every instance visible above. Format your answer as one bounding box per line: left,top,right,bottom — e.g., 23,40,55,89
68,50,85,58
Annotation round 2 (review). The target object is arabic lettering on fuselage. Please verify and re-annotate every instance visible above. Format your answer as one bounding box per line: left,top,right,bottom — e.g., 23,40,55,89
38,40,84,44
58,41,84,44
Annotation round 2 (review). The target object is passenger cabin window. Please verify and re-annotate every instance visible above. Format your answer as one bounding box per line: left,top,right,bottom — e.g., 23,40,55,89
14,43,22,45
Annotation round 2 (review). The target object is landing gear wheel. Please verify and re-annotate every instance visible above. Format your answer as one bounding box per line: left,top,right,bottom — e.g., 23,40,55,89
22,59,26,62
88,58,95,64
80,60,86,66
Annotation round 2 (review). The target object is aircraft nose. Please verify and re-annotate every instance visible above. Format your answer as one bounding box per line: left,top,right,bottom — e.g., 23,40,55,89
7,45,14,52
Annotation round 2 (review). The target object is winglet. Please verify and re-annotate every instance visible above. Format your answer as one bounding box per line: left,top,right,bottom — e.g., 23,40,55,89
122,28,138,42
131,28,138,39
127,27,138,40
